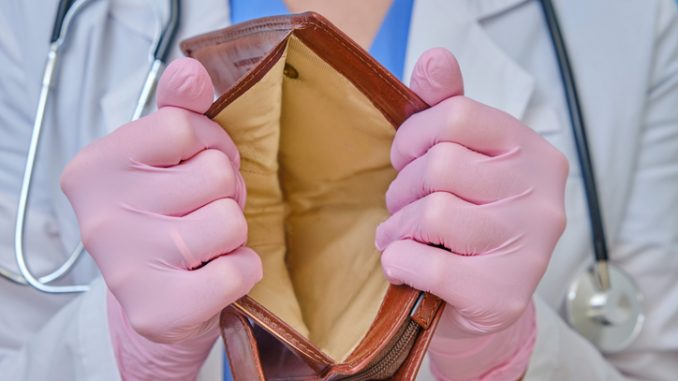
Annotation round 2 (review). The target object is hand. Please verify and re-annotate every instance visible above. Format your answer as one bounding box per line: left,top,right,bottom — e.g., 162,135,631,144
375,49,568,380
61,58,262,380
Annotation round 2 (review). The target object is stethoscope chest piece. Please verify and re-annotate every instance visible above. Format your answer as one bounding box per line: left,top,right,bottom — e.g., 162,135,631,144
566,264,644,353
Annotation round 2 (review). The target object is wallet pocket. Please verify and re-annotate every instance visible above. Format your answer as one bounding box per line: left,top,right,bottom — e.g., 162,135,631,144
182,13,444,380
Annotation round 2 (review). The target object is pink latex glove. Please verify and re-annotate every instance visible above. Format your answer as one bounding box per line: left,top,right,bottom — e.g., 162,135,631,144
61,58,262,380
375,49,568,381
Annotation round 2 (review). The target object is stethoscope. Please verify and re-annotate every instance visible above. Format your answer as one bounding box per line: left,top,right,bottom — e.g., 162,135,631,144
0,0,643,354
0,0,180,293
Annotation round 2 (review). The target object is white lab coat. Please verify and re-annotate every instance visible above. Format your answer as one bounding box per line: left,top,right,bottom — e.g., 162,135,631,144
0,0,676,379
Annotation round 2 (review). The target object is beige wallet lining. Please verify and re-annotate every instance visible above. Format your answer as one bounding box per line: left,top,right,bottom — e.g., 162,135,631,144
212,35,394,362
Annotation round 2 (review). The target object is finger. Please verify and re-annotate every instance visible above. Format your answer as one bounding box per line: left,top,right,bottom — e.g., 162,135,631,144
381,239,468,297
155,247,262,342
116,57,238,167
125,149,246,215
391,97,531,171
157,57,215,114
386,142,529,213
410,48,464,106
113,108,241,169
375,192,513,254
167,198,248,269
380,240,534,332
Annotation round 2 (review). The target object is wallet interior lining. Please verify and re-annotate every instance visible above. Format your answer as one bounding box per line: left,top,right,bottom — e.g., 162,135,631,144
213,35,394,362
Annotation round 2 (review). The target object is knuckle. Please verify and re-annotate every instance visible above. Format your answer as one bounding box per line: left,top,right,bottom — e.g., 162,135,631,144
496,299,528,326
391,130,410,167
221,252,261,293
158,108,197,149
545,202,567,237
424,145,448,186
546,144,570,179
60,142,106,194
212,198,239,218
127,310,159,340
422,192,451,227
79,214,109,252
385,182,399,213
213,199,247,245
555,150,570,178
554,206,567,235
60,159,82,194
223,266,251,296
443,97,473,132
230,211,249,246
425,255,449,294
202,150,235,188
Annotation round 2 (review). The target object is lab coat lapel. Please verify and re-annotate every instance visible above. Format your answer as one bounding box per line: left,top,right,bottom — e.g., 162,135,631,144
552,0,653,244
100,0,164,134
464,0,531,21
100,69,146,134
404,0,535,121
100,0,232,134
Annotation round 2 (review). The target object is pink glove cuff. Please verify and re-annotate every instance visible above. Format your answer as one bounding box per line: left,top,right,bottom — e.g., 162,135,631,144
429,301,537,381
107,290,219,381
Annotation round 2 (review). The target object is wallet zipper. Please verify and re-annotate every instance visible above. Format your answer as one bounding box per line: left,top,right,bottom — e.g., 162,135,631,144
339,319,420,380
339,293,426,380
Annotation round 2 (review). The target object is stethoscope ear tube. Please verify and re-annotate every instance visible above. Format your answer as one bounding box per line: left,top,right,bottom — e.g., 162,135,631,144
0,0,182,293
154,0,181,63
50,0,75,43
131,0,181,120
539,0,609,269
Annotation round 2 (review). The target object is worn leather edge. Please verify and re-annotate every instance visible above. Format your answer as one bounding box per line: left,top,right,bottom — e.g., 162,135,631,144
180,12,428,126
288,13,427,126
411,294,443,330
220,306,266,381
181,15,296,54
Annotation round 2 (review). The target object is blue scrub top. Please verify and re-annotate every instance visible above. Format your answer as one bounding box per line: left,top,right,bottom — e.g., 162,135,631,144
229,0,414,80
223,1,413,379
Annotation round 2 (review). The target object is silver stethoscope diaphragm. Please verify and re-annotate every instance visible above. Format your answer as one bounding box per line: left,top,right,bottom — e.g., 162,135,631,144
566,263,644,353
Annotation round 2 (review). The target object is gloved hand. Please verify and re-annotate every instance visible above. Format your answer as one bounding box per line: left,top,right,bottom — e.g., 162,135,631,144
61,58,262,380
376,49,568,381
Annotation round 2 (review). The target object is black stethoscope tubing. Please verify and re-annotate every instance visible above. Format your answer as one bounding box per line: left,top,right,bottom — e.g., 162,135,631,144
53,0,181,62
539,0,610,266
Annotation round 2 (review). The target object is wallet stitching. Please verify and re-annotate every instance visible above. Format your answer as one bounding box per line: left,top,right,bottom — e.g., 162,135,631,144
199,15,421,126
412,294,440,329
185,21,294,51
208,39,288,116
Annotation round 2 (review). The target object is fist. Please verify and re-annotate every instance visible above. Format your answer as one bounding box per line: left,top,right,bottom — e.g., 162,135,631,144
61,58,262,344
376,48,568,338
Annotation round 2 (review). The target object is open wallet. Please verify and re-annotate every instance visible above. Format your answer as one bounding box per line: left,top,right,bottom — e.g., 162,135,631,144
180,12,445,381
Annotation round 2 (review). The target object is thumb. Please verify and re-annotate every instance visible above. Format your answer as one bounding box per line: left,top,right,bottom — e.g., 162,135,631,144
410,48,464,106
156,58,215,113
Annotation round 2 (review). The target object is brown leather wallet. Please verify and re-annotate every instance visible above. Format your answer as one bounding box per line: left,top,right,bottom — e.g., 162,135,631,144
181,12,444,381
